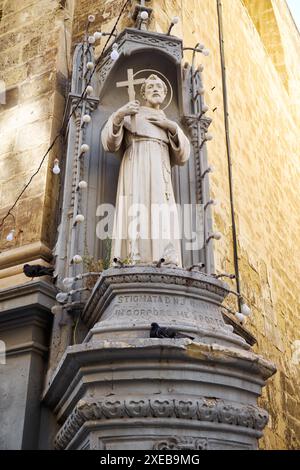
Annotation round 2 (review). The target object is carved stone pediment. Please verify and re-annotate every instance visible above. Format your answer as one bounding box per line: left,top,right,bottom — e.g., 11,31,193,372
97,28,183,95
53,395,269,450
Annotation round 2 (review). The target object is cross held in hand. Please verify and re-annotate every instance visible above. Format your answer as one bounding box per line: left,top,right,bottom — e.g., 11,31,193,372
116,68,145,133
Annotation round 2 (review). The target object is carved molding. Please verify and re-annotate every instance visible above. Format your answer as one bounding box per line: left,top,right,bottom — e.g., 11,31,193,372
153,437,208,450
182,114,212,206
61,93,99,131
82,267,228,325
183,116,202,204
54,396,268,450
183,116,199,145
97,29,182,92
125,32,182,62
0,241,53,272
183,115,213,145
200,116,212,134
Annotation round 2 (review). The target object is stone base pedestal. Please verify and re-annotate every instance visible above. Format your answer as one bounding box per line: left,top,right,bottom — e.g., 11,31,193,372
43,267,276,450
82,266,248,349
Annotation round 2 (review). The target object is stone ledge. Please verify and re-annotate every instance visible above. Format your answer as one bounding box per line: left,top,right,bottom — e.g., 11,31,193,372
69,419,260,450
222,311,257,346
87,322,247,350
0,280,56,317
5,340,49,358
43,339,276,410
0,241,52,271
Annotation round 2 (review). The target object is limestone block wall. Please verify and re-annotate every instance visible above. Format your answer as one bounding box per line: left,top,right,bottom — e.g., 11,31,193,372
0,0,74,287
0,0,299,449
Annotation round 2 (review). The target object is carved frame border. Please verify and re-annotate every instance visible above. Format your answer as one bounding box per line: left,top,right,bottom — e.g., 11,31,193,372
54,396,268,450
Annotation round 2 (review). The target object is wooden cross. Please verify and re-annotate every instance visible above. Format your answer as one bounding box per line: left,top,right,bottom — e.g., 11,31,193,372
116,69,145,133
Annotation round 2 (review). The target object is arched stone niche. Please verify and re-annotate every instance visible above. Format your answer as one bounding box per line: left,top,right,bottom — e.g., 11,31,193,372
83,29,206,268
54,28,214,286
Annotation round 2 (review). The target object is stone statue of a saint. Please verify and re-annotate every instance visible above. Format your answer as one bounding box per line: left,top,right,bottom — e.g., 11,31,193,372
101,74,190,266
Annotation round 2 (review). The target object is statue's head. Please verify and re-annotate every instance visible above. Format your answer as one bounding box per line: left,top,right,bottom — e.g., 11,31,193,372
140,74,167,107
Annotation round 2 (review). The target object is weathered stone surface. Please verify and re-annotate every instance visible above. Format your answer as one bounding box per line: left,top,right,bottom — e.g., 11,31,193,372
83,266,247,349
0,281,55,449
0,0,71,257
42,266,275,450
44,336,275,450
0,0,299,450
54,394,269,450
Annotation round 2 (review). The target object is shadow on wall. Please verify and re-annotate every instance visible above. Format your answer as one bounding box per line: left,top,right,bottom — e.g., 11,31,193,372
242,0,289,88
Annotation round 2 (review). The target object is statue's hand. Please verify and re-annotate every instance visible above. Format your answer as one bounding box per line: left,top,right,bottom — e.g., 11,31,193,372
113,101,140,126
147,116,177,135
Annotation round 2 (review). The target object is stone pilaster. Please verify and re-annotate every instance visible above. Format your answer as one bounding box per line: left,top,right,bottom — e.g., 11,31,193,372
0,281,55,449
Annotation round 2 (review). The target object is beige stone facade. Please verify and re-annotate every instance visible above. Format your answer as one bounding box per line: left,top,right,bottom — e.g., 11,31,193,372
0,0,299,449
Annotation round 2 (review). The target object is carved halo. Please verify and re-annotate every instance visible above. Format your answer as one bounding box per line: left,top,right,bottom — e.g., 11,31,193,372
133,69,173,111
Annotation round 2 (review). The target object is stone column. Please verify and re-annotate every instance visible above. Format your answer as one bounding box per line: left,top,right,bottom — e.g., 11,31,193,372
0,281,55,449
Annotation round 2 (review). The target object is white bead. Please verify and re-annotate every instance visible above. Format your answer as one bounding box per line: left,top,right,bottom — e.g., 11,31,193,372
110,49,119,61
86,85,93,95
75,214,85,223
88,36,95,44
52,159,61,174
213,232,222,240
235,312,246,324
56,292,68,303
141,11,149,20
63,277,75,288
83,114,91,123
205,133,213,141
80,144,90,154
172,16,179,24
78,180,88,189
202,104,209,112
86,61,94,70
73,255,83,264
203,49,210,56
88,15,95,23
6,230,15,242
94,31,102,40
241,302,252,317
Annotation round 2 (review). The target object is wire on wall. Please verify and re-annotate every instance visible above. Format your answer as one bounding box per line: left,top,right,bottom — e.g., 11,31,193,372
216,0,242,312
0,0,130,233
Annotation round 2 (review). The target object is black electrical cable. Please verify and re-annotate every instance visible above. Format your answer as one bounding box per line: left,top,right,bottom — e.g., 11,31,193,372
0,0,130,232
0,133,61,230
216,0,242,312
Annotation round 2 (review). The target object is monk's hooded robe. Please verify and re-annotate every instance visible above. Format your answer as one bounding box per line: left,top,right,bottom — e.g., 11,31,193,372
101,105,190,266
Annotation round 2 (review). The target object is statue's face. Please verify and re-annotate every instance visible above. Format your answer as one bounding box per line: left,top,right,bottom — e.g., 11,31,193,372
144,77,167,106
